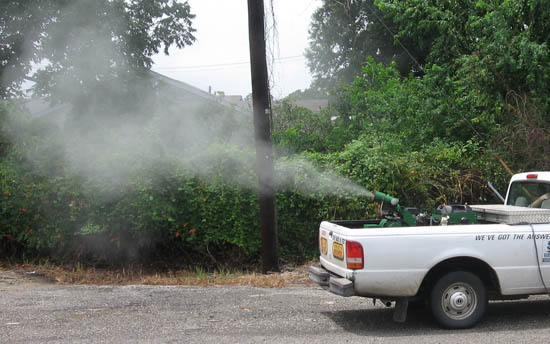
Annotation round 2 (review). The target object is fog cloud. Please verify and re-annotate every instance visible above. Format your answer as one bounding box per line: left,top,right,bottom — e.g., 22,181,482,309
14,0,372,201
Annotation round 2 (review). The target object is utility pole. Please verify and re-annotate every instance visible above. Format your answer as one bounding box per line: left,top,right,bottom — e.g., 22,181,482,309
247,0,279,273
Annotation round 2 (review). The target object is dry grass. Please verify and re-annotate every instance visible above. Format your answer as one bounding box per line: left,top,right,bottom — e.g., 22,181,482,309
0,261,315,288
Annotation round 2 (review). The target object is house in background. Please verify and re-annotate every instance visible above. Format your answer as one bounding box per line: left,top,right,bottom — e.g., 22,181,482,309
20,71,254,156
288,99,329,113
23,98,72,128
22,71,250,127
220,93,330,114
150,71,250,116
22,72,331,145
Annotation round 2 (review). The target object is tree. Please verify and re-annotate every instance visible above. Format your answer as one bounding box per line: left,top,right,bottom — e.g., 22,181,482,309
0,0,196,100
380,0,550,169
377,0,486,70
305,0,427,91
326,0,550,170
272,99,333,154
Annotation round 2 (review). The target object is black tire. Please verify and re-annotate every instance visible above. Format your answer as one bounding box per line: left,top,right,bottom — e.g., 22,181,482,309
429,271,487,329
408,299,427,311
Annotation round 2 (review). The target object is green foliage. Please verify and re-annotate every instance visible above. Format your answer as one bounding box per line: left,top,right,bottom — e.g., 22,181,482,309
0,104,366,265
307,0,550,170
272,100,333,154
329,134,507,210
0,0,196,99
336,58,495,147
378,0,550,170
306,0,427,91
378,0,481,68
5,0,550,268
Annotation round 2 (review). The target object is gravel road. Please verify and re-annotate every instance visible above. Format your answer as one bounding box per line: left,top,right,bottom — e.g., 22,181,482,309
2,271,550,343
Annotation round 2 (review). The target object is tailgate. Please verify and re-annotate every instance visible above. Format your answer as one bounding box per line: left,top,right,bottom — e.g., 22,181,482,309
318,221,353,275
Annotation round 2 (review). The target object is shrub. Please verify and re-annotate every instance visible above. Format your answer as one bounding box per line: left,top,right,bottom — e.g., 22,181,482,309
0,104,366,265
0,100,509,267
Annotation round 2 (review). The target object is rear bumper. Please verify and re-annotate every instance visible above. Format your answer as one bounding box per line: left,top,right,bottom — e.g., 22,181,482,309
309,265,355,297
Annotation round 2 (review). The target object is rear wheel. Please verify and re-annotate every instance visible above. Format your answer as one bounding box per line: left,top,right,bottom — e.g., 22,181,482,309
430,271,487,329
408,299,427,310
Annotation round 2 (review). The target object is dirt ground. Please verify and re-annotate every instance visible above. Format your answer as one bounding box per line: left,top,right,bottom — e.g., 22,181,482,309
0,269,53,286
0,263,314,288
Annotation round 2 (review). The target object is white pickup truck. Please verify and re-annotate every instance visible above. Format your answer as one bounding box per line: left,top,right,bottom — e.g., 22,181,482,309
309,171,550,328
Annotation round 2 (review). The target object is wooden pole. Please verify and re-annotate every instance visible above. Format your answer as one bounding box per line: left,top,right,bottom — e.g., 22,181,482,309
247,0,279,273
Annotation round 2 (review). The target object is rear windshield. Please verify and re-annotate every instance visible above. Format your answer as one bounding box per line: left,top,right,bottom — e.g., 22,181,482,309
506,181,550,207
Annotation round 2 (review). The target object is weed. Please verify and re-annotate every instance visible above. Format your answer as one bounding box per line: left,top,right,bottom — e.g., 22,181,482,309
0,260,314,287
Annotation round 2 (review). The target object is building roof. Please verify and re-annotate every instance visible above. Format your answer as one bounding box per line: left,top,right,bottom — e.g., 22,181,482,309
290,99,329,113
22,71,251,121
149,71,250,115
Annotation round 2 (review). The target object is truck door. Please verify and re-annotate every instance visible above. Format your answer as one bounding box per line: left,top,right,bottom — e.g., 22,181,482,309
531,224,550,290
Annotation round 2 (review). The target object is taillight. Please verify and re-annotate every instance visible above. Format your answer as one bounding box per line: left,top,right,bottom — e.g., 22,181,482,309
527,174,538,179
346,240,364,269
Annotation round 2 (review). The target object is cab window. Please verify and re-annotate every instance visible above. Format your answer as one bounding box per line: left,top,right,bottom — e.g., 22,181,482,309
507,181,550,207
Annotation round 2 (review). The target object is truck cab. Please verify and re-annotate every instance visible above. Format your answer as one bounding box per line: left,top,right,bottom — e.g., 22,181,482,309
505,172,550,208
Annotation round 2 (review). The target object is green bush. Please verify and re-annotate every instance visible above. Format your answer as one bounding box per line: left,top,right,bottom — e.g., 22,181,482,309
0,103,367,265
272,99,333,154
0,97,509,267
328,133,507,211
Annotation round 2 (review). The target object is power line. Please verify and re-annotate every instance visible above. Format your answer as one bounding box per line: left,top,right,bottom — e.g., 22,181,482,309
154,55,305,72
364,2,424,73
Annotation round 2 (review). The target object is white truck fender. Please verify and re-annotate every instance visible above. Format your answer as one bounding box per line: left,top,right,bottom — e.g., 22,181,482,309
421,250,501,294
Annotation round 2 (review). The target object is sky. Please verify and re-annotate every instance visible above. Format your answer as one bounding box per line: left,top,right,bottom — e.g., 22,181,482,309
151,0,320,99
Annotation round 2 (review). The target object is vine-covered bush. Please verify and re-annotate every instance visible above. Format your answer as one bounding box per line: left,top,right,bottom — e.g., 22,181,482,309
0,92,509,267
0,103,365,265
328,134,507,212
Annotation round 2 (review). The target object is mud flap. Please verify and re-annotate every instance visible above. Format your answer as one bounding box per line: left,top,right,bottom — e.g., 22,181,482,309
393,298,409,323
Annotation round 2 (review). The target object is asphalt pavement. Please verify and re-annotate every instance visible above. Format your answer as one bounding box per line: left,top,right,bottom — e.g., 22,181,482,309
2,272,550,343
